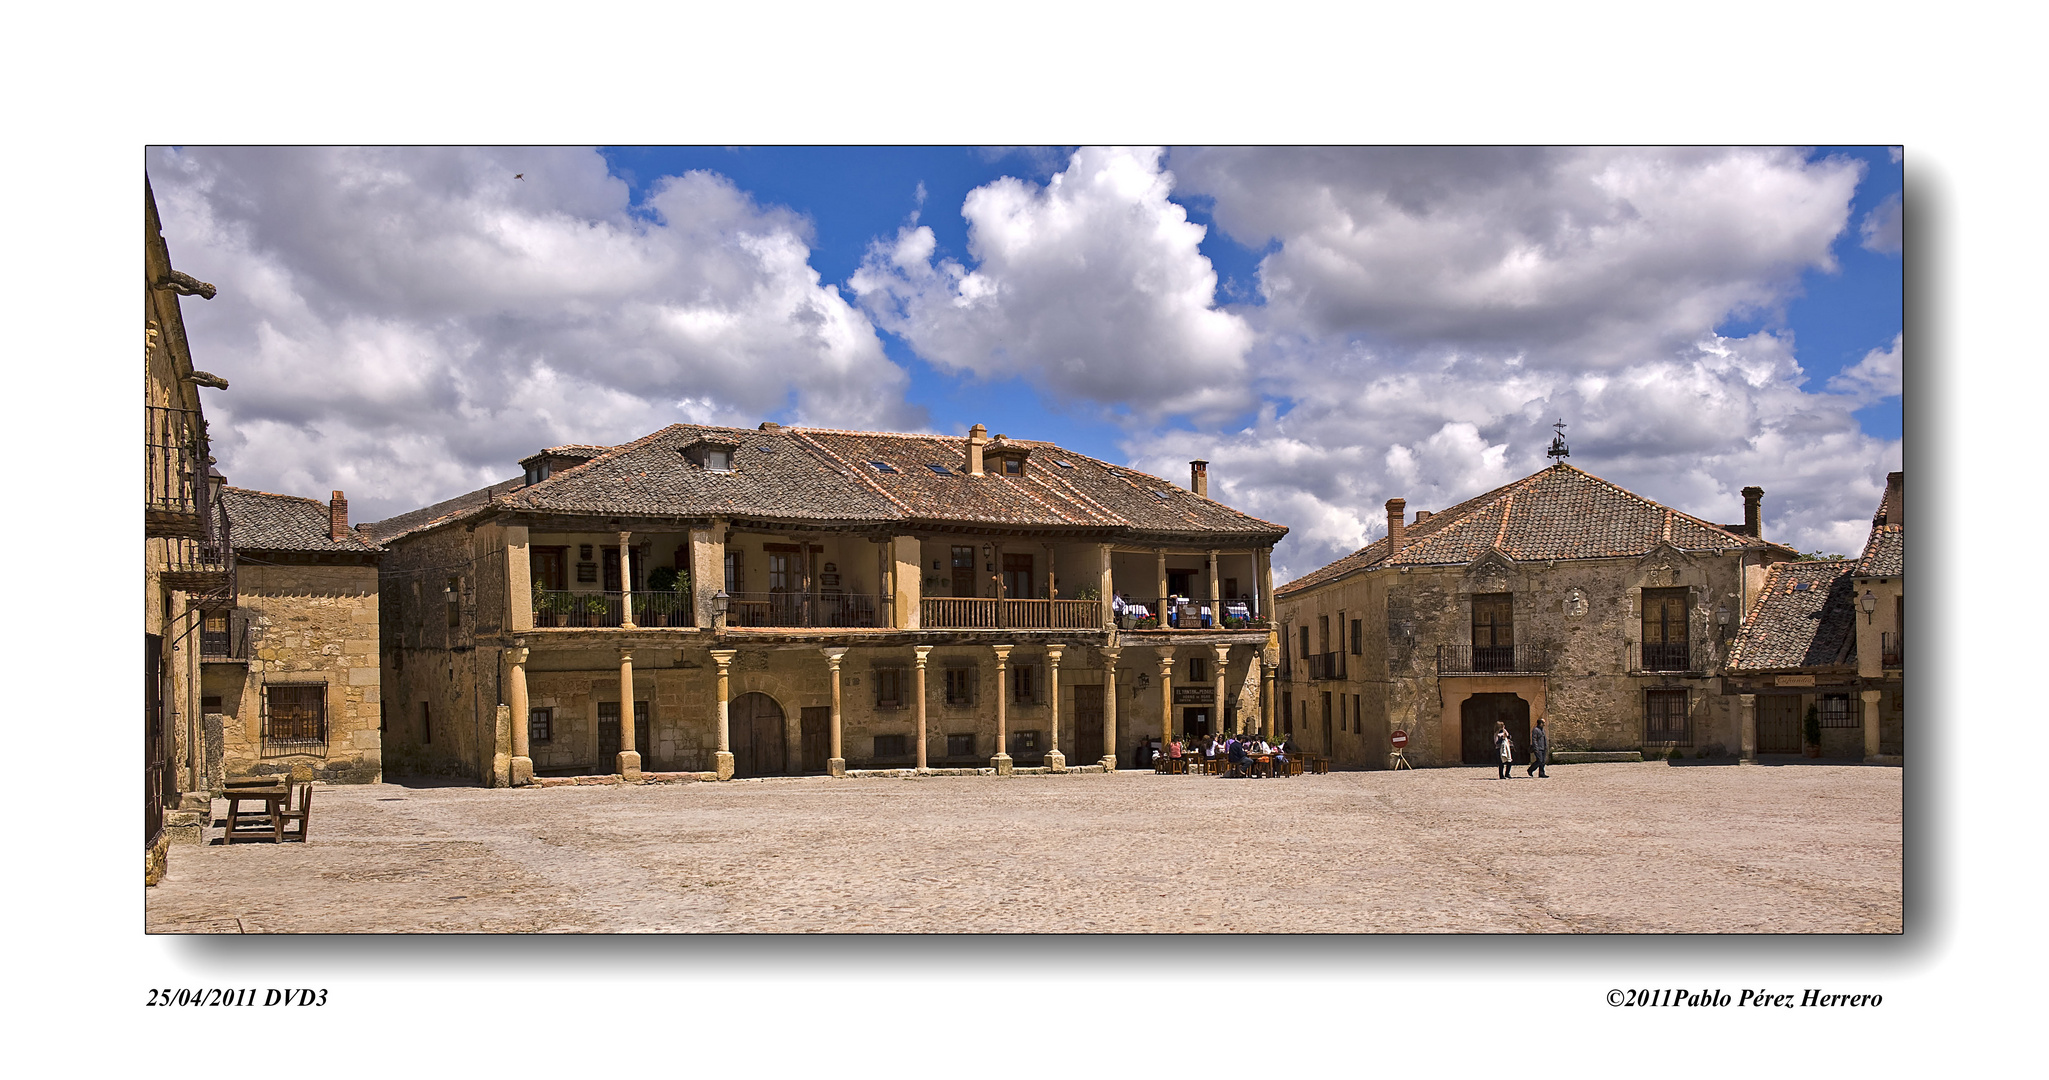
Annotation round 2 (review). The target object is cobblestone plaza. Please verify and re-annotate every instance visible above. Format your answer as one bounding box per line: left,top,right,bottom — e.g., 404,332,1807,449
146,763,1901,934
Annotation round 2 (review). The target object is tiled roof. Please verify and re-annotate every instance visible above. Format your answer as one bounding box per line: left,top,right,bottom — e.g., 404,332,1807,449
1857,525,1904,577
1278,464,1778,596
1726,560,1858,671
223,488,382,554
363,477,525,544
371,423,1288,543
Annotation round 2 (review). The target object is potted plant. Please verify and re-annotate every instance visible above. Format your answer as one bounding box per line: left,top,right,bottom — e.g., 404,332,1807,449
1802,702,1822,758
579,593,611,627
533,580,567,627
1136,615,1159,630
645,567,690,627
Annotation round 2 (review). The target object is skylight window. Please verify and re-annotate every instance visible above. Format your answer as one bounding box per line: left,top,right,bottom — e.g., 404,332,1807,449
1152,490,1171,500
869,460,898,474
1055,460,1075,469
927,464,952,475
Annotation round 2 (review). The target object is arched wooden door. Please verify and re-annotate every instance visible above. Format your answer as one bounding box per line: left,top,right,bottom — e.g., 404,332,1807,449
730,692,787,778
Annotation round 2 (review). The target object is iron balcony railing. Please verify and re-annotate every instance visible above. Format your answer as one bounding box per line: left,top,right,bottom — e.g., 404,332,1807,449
200,611,252,663
1437,644,1555,675
146,404,211,538
1116,597,1267,630
1306,651,1347,680
533,590,699,628
159,489,235,602
1628,641,1714,674
921,596,1099,630
1881,632,1903,668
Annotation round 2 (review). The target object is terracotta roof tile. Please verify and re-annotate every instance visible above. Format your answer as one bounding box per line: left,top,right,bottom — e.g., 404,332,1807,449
1278,464,1776,596
1726,560,1858,671
223,487,382,554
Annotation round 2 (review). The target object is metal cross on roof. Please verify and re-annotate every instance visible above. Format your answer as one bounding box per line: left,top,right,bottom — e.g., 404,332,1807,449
1546,418,1571,463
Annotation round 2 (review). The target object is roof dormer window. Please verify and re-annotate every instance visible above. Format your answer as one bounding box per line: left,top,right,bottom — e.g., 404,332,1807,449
705,449,731,472
680,439,739,473
1002,457,1022,476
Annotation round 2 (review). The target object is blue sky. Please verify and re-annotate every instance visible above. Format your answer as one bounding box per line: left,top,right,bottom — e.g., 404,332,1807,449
149,145,1904,576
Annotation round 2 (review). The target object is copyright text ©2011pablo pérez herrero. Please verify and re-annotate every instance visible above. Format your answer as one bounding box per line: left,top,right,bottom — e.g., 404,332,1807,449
1606,988,1883,1008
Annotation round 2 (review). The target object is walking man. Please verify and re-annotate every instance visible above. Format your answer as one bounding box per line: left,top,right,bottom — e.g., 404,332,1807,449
1527,718,1549,778
1494,721,1514,779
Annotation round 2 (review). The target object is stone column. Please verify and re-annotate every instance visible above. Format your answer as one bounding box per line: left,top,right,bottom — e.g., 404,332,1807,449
490,704,512,788
1214,643,1232,733
1263,664,1277,740
506,525,533,633
1207,549,1220,624
823,647,848,777
1256,548,1273,623
617,531,636,628
1155,548,1168,607
168,589,193,793
990,645,1014,774
1861,689,1883,761
1738,693,1757,764
893,536,922,629
1100,646,1121,770
1157,648,1175,747
689,523,725,628
508,645,533,785
1097,543,1115,628
711,648,736,780
913,646,933,773
616,649,640,779
1044,645,1066,771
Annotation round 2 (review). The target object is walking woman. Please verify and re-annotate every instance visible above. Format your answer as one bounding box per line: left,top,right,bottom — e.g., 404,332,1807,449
1495,721,1514,779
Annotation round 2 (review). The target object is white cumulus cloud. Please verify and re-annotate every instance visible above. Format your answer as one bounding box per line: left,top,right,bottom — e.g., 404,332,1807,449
149,146,917,521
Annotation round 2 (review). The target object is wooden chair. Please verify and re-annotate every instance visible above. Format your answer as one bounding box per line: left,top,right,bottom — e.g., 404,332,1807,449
278,782,313,842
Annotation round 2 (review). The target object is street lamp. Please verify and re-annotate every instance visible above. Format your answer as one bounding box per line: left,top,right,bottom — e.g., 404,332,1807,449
712,588,730,630
1860,589,1877,623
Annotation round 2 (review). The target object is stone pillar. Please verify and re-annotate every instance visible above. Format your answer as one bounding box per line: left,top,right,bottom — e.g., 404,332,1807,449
616,649,640,779
168,589,193,793
1157,649,1175,747
1155,548,1168,607
1100,646,1121,770
617,531,636,628
823,647,848,777
506,525,533,633
1214,643,1232,733
711,648,736,780
1861,689,1883,761
689,523,725,628
990,645,1014,774
1044,645,1066,771
490,704,512,788
1207,549,1220,622
508,645,533,786
1097,543,1115,628
893,536,922,629
1738,693,1757,764
1263,664,1276,739
913,646,933,773
1256,548,1273,623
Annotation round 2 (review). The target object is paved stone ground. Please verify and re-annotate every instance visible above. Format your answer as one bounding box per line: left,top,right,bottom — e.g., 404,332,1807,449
145,762,1901,934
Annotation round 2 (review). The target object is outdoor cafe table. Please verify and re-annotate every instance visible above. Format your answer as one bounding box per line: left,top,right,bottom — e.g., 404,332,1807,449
221,784,291,844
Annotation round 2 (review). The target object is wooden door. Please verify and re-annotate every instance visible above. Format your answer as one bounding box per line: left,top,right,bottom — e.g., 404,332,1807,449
597,702,649,769
1460,693,1530,765
1321,691,1333,752
800,706,830,773
1472,592,1514,671
951,546,978,598
1758,695,1802,754
1001,553,1034,599
1641,587,1690,670
532,547,567,591
1073,688,1104,763
730,692,787,778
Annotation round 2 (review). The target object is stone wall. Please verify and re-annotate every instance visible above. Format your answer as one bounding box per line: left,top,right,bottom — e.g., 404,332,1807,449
1280,547,1764,767
207,561,382,783
379,523,486,778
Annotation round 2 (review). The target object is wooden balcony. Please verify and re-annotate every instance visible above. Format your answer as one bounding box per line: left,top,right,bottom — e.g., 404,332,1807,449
920,597,1103,630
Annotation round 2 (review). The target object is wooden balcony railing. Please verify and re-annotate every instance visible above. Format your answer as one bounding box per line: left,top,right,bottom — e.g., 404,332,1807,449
920,597,1103,630
1437,644,1555,675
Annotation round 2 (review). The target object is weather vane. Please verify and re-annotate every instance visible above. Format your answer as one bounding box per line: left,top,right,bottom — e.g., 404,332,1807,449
1546,418,1570,463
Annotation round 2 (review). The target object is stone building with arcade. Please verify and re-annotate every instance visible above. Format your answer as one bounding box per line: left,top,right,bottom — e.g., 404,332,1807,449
1274,458,1798,769
368,422,1286,784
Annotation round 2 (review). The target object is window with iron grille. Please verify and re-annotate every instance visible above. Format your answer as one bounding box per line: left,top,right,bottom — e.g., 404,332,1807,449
529,707,553,745
1643,688,1691,747
945,666,977,706
874,667,905,709
263,683,328,757
947,733,976,757
1817,693,1858,728
873,734,909,758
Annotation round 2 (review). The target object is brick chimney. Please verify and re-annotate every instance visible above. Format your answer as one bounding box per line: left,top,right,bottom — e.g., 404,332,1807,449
1884,471,1903,526
966,423,988,476
1741,486,1764,540
329,490,349,541
1190,460,1209,497
1386,497,1408,553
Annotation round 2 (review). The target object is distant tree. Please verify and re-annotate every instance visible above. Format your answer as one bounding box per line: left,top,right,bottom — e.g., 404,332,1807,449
1796,550,1848,562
